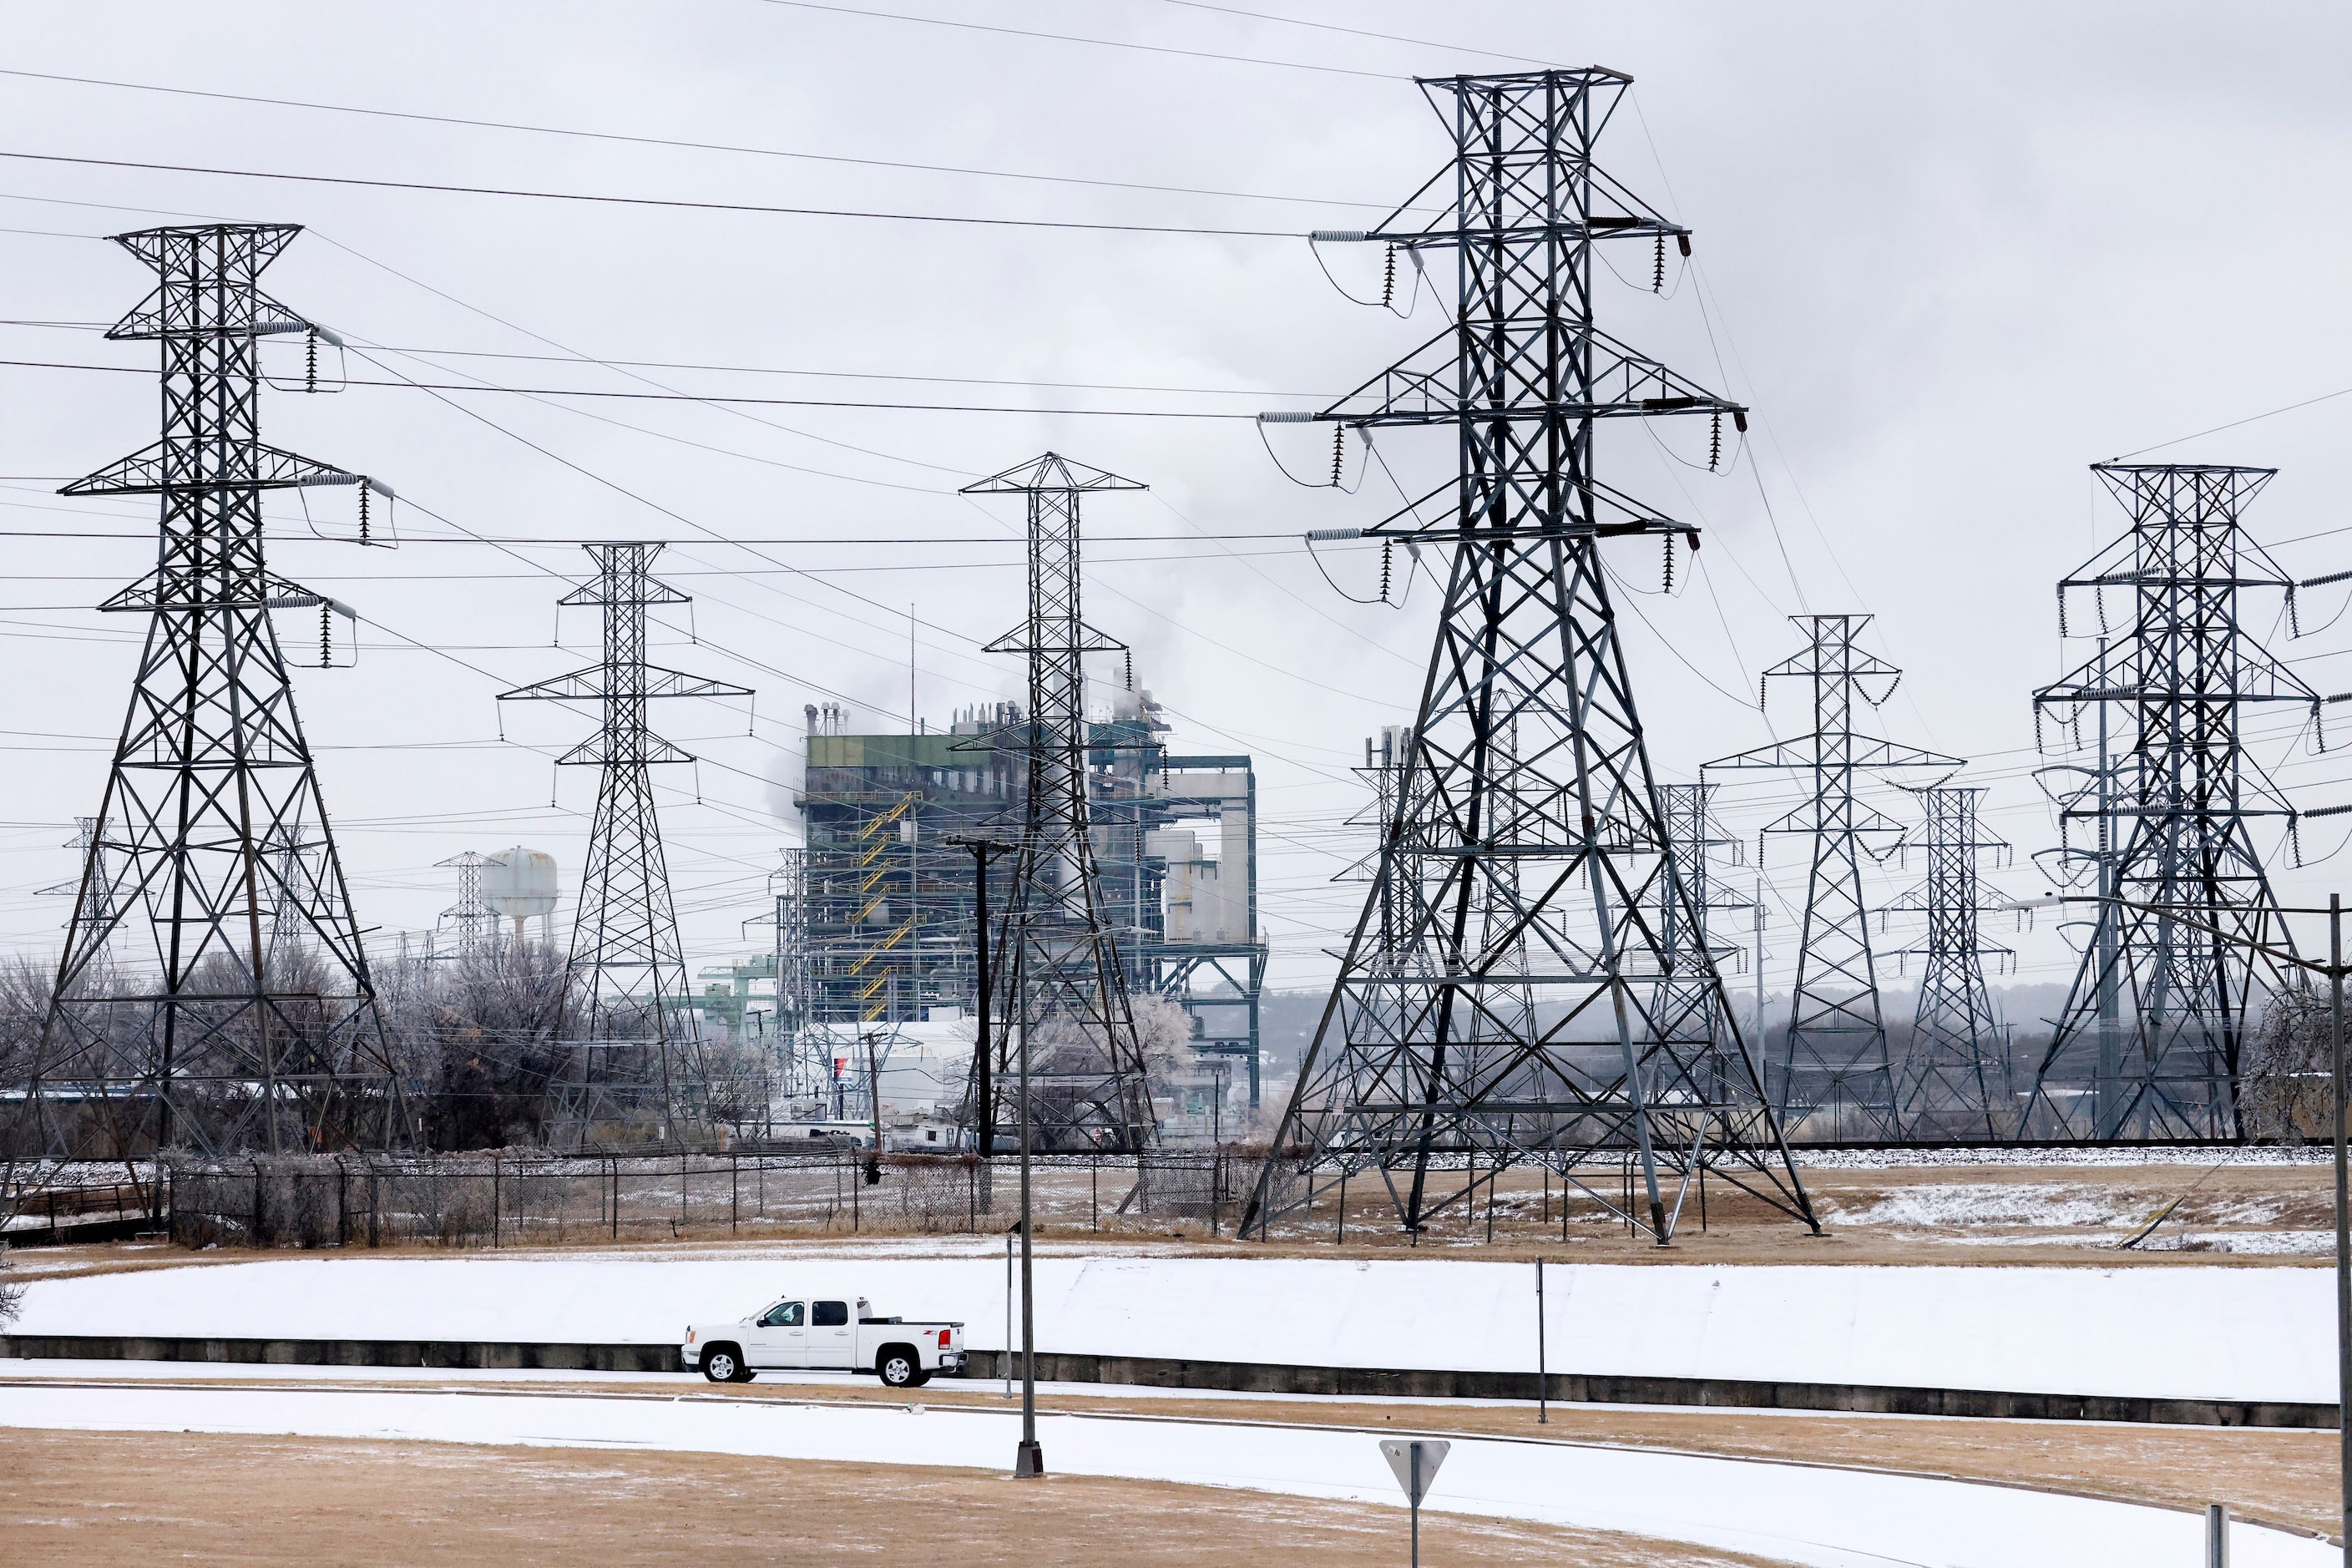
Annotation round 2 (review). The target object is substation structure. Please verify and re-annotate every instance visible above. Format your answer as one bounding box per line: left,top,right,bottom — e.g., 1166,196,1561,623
787,697,1267,1122
1243,68,1818,1243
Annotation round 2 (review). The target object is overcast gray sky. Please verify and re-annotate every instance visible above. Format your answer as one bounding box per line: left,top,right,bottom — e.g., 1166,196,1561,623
3,1,2351,1013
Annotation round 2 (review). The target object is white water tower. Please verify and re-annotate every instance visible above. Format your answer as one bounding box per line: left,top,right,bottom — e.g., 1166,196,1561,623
483,846,559,946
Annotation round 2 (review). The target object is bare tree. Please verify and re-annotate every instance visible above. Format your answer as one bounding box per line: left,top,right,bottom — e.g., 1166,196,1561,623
0,1242,21,1328
2246,982,2331,1142
377,941,583,1150
0,952,58,1236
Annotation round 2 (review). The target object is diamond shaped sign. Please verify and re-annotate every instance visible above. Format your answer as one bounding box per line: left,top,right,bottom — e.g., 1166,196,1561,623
1378,1438,1450,1505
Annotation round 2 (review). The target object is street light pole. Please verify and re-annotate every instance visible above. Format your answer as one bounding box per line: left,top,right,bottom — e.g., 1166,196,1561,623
1014,943,1043,1478
2057,887,2349,1561
2332,893,2348,1564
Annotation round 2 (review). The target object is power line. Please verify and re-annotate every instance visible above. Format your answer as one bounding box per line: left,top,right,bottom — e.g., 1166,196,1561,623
0,65,1396,212
0,524,1359,545
0,316,1337,398
0,348,1266,416
2112,382,2352,461
0,149,1302,237
1150,0,1555,65
749,0,1404,79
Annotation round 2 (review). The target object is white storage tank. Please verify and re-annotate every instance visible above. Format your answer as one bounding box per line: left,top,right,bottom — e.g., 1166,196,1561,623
484,846,559,944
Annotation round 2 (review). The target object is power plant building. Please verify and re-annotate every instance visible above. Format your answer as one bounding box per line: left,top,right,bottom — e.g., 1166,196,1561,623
790,694,1268,1100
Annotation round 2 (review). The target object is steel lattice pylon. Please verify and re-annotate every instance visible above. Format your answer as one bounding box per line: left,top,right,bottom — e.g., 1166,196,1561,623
434,852,493,961
1244,69,1817,1244
962,454,1156,1153
1887,785,2013,1141
499,542,750,1139
38,819,118,944
1652,784,1752,1104
24,224,399,1160
766,847,827,1100
1707,615,1958,1141
2024,464,2309,1140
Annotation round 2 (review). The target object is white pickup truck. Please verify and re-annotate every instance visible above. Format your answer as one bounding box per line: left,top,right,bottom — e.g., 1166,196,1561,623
683,1292,964,1388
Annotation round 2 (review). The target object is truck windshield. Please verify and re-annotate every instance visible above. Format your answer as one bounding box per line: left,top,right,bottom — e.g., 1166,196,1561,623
812,1301,848,1327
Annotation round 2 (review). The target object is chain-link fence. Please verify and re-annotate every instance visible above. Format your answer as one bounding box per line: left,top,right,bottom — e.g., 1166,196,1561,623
162,1148,1243,1251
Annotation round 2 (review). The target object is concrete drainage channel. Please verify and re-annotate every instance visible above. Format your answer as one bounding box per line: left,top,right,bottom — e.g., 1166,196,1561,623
0,1334,2333,1429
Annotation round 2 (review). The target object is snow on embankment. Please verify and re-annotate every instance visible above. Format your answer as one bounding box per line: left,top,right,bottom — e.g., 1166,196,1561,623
13,1255,2330,1404
0,1382,2335,1568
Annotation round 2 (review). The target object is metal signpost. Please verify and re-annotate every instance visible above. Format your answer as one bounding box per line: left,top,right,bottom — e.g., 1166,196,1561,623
1378,1438,1449,1568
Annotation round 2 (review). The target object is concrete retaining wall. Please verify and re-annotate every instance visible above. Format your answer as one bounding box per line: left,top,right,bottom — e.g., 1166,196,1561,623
6,1333,2329,1428
0,1334,680,1373
951,1349,2336,1427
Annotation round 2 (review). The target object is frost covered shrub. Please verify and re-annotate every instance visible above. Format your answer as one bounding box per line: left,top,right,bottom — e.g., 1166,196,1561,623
0,1242,22,1327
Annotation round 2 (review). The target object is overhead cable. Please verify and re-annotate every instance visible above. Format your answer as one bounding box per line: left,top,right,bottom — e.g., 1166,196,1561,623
0,65,1398,211
0,149,1302,237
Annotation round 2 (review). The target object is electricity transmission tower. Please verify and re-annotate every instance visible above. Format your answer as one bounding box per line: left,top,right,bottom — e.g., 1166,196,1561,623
1886,784,2013,1141
1245,68,1817,1243
1707,615,1959,1141
434,852,494,960
1652,784,1753,1097
1343,726,1422,964
38,819,117,943
961,453,1156,1153
28,223,397,1158
2025,464,2311,1139
499,542,750,1138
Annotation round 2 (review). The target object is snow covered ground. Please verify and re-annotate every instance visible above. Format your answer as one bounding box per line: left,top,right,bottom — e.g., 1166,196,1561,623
0,1377,2326,1568
13,1252,2334,1404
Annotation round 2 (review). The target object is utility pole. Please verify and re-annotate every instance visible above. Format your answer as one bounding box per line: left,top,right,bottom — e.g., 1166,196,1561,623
500,543,751,1141
2066,889,2345,1560
1887,785,2013,1141
2332,893,2348,1562
1707,615,1960,1141
32,223,397,1160
1244,68,1816,1245
949,836,1014,1163
1014,949,1043,1479
960,454,1156,1155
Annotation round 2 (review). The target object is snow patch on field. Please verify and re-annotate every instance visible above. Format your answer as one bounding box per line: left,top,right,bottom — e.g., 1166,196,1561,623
1823,1183,2142,1228
2146,1230,2337,1257
1801,1146,2329,1169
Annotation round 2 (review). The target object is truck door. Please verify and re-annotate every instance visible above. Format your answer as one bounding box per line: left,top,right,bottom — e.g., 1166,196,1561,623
807,1299,855,1368
745,1299,807,1367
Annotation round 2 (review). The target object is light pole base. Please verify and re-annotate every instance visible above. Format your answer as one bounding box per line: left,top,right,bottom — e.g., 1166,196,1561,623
1014,1439,1045,1479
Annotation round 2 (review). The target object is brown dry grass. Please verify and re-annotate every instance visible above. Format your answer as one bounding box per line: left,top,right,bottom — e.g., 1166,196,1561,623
21,1159,2334,1281
0,1429,1778,1567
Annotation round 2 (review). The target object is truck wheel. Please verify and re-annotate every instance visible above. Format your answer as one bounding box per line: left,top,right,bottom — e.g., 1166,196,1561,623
702,1346,744,1383
878,1348,919,1388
